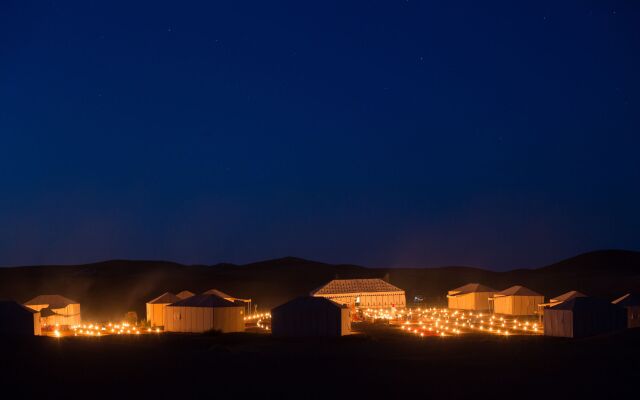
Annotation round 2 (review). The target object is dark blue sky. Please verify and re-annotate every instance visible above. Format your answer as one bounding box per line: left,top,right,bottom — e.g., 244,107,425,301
1,1,639,269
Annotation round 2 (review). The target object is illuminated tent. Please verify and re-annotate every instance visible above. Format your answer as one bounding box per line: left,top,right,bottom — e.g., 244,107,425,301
447,283,496,311
24,295,81,328
544,297,627,338
272,296,350,338
146,292,180,327
176,290,195,300
491,286,544,316
612,293,640,328
202,288,253,315
164,294,245,333
311,279,406,309
0,300,41,336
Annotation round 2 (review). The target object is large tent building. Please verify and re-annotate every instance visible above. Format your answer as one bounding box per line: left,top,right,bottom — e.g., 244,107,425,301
164,294,245,333
203,289,253,315
24,295,81,328
538,290,587,313
491,286,544,316
0,300,41,336
146,292,181,327
612,293,640,328
272,296,350,338
447,283,496,311
544,297,627,338
311,279,406,309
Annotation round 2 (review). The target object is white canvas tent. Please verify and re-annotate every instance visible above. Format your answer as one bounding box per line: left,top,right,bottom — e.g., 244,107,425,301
491,286,544,316
612,293,640,328
544,297,627,338
164,294,245,333
311,279,406,309
0,300,41,336
272,296,350,337
24,295,81,328
447,283,496,311
146,292,181,327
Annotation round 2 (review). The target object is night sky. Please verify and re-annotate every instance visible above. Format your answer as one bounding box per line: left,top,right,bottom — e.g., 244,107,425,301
1,1,639,269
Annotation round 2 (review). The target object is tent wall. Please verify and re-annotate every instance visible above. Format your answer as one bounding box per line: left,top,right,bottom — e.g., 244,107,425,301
272,302,350,337
146,303,170,327
40,304,81,327
165,306,244,333
0,306,40,336
448,292,493,311
543,309,573,337
625,306,640,328
316,291,406,309
494,295,544,316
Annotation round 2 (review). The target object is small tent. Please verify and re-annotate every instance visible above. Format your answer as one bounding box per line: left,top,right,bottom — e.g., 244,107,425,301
164,294,245,333
272,296,350,337
544,297,627,338
447,283,496,311
0,300,41,336
612,293,640,328
311,279,406,309
176,290,195,300
146,292,180,327
491,286,544,316
24,295,81,328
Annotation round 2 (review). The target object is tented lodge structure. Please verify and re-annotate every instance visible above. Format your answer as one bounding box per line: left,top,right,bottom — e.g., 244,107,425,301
549,290,587,306
311,279,406,309
612,293,640,328
24,295,81,328
176,290,195,300
491,286,544,316
164,294,245,333
447,283,496,311
271,296,350,338
544,297,627,338
0,300,41,336
146,292,180,327
203,289,253,315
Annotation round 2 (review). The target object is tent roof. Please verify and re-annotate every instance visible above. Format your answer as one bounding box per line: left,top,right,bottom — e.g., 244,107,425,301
148,292,180,304
24,294,78,308
273,296,346,313
612,293,640,307
202,289,233,299
551,296,623,311
449,283,496,295
0,300,38,315
495,285,542,297
176,290,195,299
311,279,403,295
168,294,238,308
551,290,587,303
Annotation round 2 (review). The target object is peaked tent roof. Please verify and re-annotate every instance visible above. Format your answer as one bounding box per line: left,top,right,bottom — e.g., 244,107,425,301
449,283,496,295
148,292,180,304
168,294,238,308
24,295,78,308
202,289,233,299
551,296,625,312
612,293,640,307
495,285,542,297
273,296,346,313
312,279,404,296
176,290,195,299
551,290,587,303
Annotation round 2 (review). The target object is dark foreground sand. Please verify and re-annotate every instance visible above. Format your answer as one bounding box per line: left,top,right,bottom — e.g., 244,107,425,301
1,324,638,399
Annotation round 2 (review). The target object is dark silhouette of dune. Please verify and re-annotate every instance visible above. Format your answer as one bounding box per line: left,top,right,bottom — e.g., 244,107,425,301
0,250,638,321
